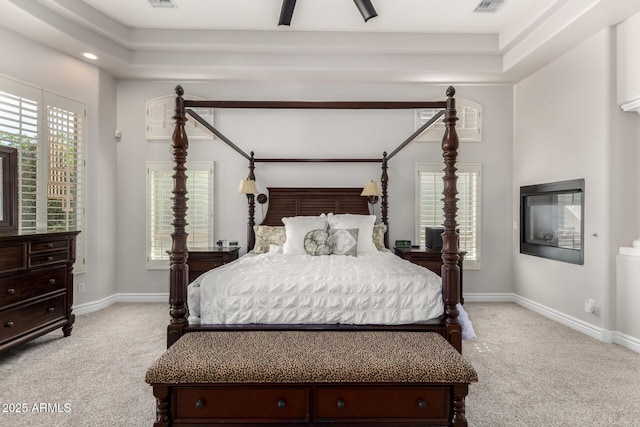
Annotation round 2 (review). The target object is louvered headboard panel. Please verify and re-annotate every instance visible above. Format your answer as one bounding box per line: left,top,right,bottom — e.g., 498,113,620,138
260,188,370,226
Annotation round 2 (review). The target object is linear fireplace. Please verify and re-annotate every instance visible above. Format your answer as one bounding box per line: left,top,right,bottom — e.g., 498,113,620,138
520,179,584,265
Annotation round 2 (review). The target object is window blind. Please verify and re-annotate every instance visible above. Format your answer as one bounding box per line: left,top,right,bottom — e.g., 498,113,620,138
146,161,214,269
415,99,482,142
0,77,86,272
416,163,481,269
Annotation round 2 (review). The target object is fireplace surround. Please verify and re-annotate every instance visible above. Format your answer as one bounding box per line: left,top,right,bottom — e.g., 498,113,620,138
520,179,584,265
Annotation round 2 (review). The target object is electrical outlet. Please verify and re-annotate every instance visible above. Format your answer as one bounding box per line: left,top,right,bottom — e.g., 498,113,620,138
78,282,86,293
584,298,595,313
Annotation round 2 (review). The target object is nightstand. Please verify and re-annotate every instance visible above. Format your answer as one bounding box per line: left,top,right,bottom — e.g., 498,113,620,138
186,247,240,283
394,247,465,304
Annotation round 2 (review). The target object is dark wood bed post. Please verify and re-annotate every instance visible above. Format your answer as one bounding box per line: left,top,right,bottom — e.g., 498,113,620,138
441,86,463,353
380,151,389,248
167,85,190,348
247,151,257,251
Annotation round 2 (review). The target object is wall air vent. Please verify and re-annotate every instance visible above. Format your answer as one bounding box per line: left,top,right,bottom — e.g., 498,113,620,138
474,0,505,13
148,0,177,8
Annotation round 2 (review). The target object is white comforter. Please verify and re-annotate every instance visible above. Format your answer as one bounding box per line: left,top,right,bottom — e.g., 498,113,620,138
187,251,444,325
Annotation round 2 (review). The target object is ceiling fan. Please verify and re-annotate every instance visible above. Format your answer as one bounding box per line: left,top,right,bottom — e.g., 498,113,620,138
278,0,378,26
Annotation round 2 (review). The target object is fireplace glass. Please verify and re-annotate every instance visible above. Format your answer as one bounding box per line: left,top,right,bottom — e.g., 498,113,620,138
520,179,584,264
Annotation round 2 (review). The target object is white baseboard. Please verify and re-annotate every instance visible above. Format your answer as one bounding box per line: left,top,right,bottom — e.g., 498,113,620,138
512,294,605,342
464,293,640,353
73,293,168,315
612,331,640,353
464,292,515,302
71,291,640,353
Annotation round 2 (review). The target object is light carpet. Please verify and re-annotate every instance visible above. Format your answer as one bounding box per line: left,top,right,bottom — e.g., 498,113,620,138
0,302,638,426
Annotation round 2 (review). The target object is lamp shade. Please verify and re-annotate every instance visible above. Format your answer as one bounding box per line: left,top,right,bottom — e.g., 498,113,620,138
361,181,382,197
237,179,258,194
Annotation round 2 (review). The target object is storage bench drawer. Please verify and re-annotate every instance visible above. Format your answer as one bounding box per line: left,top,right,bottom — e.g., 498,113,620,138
315,386,449,421
175,386,309,422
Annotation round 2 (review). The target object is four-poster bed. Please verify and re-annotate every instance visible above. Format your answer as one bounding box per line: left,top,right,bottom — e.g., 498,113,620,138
146,85,477,426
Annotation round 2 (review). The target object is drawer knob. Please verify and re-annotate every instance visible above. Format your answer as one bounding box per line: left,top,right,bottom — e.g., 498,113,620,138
336,399,346,409
277,399,286,410
47,256,54,261
195,400,205,410
7,288,16,296
417,399,427,409
48,307,55,313
49,278,56,285
5,321,14,328
47,243,54,248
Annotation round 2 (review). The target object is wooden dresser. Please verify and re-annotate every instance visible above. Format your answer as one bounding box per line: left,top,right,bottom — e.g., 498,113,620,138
186,246,240,283
0,231,80,353
394,247,465,305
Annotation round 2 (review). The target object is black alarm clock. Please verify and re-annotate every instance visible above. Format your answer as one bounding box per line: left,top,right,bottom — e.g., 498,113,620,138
395,240,412,248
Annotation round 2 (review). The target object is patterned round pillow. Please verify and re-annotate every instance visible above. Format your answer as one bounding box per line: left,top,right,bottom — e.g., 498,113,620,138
304,229,332,256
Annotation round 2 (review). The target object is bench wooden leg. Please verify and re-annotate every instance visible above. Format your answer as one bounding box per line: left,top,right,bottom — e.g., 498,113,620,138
451,383,469,426
153,385,170,427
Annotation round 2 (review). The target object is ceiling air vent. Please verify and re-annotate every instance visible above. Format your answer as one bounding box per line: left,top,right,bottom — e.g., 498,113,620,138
148,0,177,8
474,0,505,13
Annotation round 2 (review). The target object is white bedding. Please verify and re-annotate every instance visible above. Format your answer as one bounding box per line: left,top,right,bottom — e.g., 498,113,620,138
187,251,445,325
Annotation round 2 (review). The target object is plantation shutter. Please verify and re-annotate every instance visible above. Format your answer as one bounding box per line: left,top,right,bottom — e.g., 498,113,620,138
416,163,481,269
146,161,214,269
0,79,40,232
45,93,85,271
145,95,214,140
415,99,482,142
0,77,86,272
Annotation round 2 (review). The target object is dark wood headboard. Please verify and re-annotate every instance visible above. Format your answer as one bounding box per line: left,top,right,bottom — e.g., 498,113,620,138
260,187,371,226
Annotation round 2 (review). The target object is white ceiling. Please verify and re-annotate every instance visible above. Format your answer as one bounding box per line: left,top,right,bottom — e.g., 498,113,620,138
1,0,639,83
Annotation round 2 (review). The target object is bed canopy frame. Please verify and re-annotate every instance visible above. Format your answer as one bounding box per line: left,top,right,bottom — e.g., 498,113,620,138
167,85,462,351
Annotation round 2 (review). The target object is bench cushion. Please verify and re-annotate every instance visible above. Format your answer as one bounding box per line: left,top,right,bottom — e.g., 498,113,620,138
145,331,477,385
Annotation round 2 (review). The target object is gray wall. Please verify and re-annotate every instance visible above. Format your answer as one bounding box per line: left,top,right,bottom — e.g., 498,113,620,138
513,27,640,340
115,81,514,296
0,26,118,306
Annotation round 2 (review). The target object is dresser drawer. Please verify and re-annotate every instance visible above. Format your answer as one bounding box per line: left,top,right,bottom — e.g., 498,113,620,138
0,294,66,343
174,386,309,422
188,257,224,272
30,239,70,254
0,243,26,273
0,266,67,306
29,251,70,267
315,386,449,421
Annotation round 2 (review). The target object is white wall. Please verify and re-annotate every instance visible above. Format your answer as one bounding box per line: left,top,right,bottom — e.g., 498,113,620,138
514,27,640,336
0,26,118,306
115,81,513,296
617,9,640,106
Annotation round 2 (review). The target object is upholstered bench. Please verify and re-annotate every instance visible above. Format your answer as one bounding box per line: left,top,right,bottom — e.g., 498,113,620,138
146,331,477,426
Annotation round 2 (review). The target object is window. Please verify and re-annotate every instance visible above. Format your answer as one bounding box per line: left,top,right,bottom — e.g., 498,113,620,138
145,95,214,141
414,98,482,142
146,161,214,269
0,76,86,272
416,163,481,269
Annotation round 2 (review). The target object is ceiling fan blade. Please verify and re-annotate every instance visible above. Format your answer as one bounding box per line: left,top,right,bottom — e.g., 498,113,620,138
278,0,297,26
353,0,377,22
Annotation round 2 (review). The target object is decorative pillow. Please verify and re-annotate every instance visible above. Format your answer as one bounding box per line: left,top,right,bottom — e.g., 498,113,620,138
329,228,358,257
268,244,283,254
327,213,377,254
372,223,387,251
304,229,332,256
253,225,286,254
282,214,328,255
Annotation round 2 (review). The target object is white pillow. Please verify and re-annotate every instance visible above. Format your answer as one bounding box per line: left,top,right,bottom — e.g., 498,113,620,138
282,214,328,255
327,213,378,254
